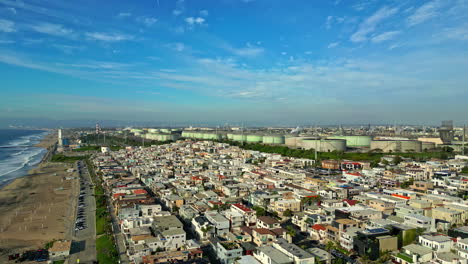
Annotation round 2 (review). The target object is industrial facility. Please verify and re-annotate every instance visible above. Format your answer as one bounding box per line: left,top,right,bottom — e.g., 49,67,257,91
115,120,466,154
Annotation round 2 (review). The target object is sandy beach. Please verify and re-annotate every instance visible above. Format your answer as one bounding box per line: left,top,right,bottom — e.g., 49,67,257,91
0,131,79,259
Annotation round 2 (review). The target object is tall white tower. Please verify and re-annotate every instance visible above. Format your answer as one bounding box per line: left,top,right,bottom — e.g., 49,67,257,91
58,129,63,146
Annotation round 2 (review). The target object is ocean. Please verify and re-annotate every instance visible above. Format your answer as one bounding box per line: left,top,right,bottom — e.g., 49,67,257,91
0,129,50,188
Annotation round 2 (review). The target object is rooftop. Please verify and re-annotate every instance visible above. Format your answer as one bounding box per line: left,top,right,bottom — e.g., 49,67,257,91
256,245,292,264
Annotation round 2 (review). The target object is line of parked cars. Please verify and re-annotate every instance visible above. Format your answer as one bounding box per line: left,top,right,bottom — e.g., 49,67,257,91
9,249,49,262
75,162,88,232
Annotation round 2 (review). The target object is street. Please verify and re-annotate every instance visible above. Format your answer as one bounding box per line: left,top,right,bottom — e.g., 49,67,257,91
68,160,97,264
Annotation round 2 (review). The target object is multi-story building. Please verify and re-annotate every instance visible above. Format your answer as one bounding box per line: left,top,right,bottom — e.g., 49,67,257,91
419,234,453,253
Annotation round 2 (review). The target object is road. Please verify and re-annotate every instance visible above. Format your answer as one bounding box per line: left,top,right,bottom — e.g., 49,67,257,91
68,160,97,264
104,185,130,264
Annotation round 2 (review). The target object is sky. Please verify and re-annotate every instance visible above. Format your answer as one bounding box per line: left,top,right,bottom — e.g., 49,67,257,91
0,0,468,127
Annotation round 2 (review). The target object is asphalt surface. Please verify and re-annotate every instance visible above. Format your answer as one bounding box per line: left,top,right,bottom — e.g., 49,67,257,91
105,186,130,264
68,160,97,264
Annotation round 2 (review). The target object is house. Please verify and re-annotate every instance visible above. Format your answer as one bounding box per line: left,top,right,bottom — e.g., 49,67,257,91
224,210,244,230
403,214,432,230
273,238,314,264
231,203,257,226
353,228,398,260
192,216,215,241
272,199,301,217
419,234,453,252
394,244,433,264
253,228,277,246
254,245,293,264
151,215,186,250
212,240,243,264
142,249,203,264
257,216,281,230
48,240,71,260
235,255,261,264
410,181,434,193
332,218,359,233
308,247,332,264
456,238,468,259
367,199,395,214
432,207,463,225
205,211,230,235
339,227,360,252
394,205,424,218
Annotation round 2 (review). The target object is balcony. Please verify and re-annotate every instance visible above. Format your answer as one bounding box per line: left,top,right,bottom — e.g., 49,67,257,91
396,253,413,263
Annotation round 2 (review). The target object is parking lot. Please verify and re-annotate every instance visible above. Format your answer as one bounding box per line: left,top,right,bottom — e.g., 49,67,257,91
68,160,97,264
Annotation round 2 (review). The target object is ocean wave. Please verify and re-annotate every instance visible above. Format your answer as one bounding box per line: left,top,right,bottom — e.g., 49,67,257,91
0,147,46,178
5,131,49,148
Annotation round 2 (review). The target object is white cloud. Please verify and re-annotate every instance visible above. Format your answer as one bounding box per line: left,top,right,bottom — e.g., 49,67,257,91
371,31,401,43
0,19,15,32
173,0,185,16
325,16,333,29
440,24,468,40
327,42,339,48
173,26,185,34
52,44,83,54
185,17,205,25
200,10,209,17
31,23,73,37
85,32,134,42
407,0,441,26
227,44,264,57
0,39,14,44
350,6,398,42
136,16,158,27
7,7,16,14
166,42,185,52
117,12,131,18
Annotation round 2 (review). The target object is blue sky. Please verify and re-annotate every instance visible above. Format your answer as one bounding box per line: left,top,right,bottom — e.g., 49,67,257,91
0,0,467,126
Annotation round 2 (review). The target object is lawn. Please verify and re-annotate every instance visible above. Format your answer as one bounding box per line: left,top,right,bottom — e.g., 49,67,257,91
96,235,119,264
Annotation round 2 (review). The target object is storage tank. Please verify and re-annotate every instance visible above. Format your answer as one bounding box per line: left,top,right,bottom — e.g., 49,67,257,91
422,141,436,151
263,135,285,144
285,136,301,147
232,134,246,142
328,136,372,147
246,134,263,143
298,138,346,152
370,140,422,153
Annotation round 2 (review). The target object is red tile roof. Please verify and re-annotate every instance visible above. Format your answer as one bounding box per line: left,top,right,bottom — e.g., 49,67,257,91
312,224,326,231
232,203,253,212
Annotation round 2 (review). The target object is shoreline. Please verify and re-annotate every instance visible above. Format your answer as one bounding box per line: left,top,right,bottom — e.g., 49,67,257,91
0,130,79,258
0,131,57,191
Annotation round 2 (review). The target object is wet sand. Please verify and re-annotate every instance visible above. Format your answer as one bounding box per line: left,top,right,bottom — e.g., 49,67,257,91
0,131,79,259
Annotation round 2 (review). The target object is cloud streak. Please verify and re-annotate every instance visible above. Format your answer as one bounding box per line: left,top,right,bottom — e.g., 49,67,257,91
0,19,16,32
350,6,398,42
85,32,134,42
407,0,441,26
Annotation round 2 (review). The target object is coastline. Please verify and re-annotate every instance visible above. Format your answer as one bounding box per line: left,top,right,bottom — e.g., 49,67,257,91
0,130,79,258
0,132,56,191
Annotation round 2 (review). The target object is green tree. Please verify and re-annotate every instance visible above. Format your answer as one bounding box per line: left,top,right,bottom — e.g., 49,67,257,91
286,225,297,238
253,206,266,216
283,209,293,217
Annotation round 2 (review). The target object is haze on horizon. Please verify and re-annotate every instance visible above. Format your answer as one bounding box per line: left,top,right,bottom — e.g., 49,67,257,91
1,0,468,126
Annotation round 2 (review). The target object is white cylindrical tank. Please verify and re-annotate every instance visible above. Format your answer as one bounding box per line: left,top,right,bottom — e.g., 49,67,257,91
298,138,347,152
370,140,422,153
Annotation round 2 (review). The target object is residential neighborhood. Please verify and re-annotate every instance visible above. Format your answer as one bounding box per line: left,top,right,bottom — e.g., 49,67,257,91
89,139,468,264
